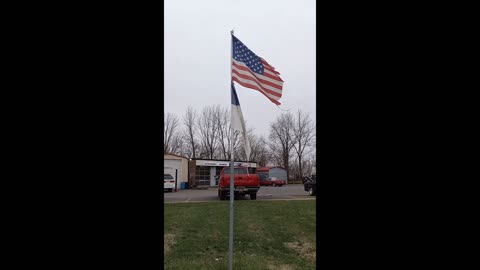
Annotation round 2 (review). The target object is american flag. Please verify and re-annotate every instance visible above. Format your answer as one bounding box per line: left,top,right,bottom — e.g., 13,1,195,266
231,35,284,105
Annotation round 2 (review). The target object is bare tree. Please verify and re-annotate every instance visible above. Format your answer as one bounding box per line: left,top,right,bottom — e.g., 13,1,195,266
216,107,230,160
164,113,181,154
289,157,300,183
235,128,255,161
165,105,316,177
245,131,258,161
214,106,245,161
292,110,315,178
266,138,284,167
170,131,184,155
256,136,269,167
302,153,316,176
183,107,198,159
268,112,295,180
175,134,190,157
239,130,268,162
197,105,221,159
229,131,242,160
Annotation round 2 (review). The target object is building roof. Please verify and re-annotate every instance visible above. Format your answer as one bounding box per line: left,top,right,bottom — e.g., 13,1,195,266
257,166,286,171
164,153,189,160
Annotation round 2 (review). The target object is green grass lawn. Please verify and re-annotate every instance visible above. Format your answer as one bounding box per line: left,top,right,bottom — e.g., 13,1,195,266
164,200,316,270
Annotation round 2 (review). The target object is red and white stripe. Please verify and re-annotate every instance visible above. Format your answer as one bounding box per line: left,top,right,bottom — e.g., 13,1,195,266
231,58,284,105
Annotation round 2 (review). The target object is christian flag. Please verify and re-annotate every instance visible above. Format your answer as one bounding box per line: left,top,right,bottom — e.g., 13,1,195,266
231,82,251,161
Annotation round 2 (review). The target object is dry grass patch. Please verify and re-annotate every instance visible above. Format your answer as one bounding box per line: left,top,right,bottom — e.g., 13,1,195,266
247,222,264,231
164,233,176,255
267,261,295,270
284,240,316,263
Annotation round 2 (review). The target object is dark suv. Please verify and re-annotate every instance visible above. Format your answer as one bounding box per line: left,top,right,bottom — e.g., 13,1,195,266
303,175,316,196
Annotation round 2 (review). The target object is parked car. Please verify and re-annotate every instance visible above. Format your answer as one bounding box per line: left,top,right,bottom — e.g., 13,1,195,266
269,177,286,187
260,176,286,187
303,175,316,196
164,174,175,192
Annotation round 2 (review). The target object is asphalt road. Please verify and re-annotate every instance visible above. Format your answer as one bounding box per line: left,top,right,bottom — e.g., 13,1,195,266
164,184,315,203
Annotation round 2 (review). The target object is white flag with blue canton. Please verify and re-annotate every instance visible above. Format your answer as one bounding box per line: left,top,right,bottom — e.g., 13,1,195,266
231,82,251,161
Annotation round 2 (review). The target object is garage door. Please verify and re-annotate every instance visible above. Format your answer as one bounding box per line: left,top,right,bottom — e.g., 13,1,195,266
164,159,182,185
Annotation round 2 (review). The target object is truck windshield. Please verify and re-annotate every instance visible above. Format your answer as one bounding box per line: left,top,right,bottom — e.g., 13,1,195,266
164,174,174,179
224,168,248,174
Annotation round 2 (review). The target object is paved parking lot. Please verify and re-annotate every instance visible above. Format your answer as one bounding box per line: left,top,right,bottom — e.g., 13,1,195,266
164,184,315,203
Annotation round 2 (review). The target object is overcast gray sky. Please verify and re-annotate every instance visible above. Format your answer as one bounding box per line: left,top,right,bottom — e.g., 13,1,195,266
165,0,316,137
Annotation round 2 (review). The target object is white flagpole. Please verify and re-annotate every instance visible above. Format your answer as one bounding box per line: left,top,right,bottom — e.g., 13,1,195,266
228,29,235,270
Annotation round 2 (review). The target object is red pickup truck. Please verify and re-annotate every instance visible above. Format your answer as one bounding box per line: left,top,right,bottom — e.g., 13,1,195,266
217,167,260,200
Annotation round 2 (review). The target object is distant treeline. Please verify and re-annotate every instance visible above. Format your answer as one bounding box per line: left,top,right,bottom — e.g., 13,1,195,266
164,106,316,179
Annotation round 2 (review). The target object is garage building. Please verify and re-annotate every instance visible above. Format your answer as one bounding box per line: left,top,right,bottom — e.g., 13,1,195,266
164,153,189,190
188,158,257,188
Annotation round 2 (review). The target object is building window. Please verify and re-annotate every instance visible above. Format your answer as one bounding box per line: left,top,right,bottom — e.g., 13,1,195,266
195,166,210,186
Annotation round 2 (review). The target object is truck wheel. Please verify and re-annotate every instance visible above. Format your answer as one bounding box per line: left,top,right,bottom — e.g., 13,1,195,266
250,193,257,200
